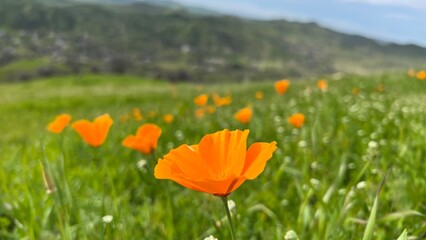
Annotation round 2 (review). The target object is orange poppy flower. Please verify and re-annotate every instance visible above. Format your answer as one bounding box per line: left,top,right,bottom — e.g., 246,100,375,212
376,84,385,93
213,94,232,107
317,79,328,91
47,113,72,133
123,123,162,154
416,70,426,80
194,94,209,107
234,107,253,124
255,91,264,100
288,113,305,128
154,129,277,196
163,114,174,123
275,79,290,95
195,108,205,118
132,108,143,121
352,87,361,96
206,106,216,114
72,114,113,147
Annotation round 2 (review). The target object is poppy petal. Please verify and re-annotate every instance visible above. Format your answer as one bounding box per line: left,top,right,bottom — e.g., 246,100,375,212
47,114,71,133
122,135,136,146
198,129,249,180
156,144,208,180
242,142,277,179
72,120,95,145
94,114,113,145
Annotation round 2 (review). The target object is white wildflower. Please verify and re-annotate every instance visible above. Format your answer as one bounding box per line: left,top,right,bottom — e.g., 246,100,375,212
137,159,148,172
368,141,378,149
227,200,236,213
356,181,367,189
298,140,307,148
204,235,218,240
284,230,299,240
102,215,113,224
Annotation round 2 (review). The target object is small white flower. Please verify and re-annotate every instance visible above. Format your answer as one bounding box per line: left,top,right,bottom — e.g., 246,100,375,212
174,130,184,140
4,202,12,210
338,188,347,195
204,235,218,240
137,159,148,171
102,215,113,224
166,142,174,149
356,181,367,189
284,230,299,240
357,130,365,136
298,140,307,148
227,200,236,213
310,178,321,189
310,161,319,170
274,116,282,124
368,141,378,149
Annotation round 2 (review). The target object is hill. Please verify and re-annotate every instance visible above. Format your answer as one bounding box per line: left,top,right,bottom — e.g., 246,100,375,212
0,0,425,82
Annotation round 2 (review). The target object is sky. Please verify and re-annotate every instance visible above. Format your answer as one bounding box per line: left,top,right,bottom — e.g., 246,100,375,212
171,0,426,47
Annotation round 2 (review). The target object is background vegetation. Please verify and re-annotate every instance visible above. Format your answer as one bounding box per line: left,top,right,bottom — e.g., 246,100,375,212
1,73,426,239
0,0,425,83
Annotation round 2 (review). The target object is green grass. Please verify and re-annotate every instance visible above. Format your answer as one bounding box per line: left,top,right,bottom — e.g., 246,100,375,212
1,73,426,239
0,58,67,82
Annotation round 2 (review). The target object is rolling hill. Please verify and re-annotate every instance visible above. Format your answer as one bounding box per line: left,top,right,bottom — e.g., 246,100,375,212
0,0,425,82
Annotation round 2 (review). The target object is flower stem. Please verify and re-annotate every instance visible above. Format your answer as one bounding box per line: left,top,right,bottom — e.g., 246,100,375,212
220,196,236,240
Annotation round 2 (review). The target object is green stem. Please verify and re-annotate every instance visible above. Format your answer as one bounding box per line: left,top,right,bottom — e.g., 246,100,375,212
220,196,236,240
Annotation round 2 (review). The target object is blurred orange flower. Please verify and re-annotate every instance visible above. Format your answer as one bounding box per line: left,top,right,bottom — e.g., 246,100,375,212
206,106,216,114
255,91,264,100
275,79,290,95
288,113,305,128
47,113,71,133
154,129,277,196
234,107,253,124
163,114,174,123
376,84,385,93
120,114,130,123
132,108,143,121
416,70,426,80
352,87,361,96
123,123,162,154
317,79,328,91
213,94,232,107
72,114,113,147
194,94,209,106
408,69,416,77
195,108,205,118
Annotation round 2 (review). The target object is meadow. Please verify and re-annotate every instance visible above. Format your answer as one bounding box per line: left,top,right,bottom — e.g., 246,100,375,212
1,72,426,239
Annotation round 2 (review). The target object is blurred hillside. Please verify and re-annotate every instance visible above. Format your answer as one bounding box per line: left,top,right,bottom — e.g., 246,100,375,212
0,0,425,83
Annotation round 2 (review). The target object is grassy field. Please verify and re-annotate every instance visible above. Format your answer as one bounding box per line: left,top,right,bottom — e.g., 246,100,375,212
1,73,426,239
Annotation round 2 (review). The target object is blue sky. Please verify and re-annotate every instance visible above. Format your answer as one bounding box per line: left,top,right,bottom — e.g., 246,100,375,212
171,0,426,46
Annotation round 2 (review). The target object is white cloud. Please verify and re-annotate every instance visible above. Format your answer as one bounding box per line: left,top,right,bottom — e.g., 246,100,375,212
339,0,426,10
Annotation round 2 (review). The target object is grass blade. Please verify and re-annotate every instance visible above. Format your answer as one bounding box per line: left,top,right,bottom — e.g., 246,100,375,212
396,229,407,240
362,167,391,240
